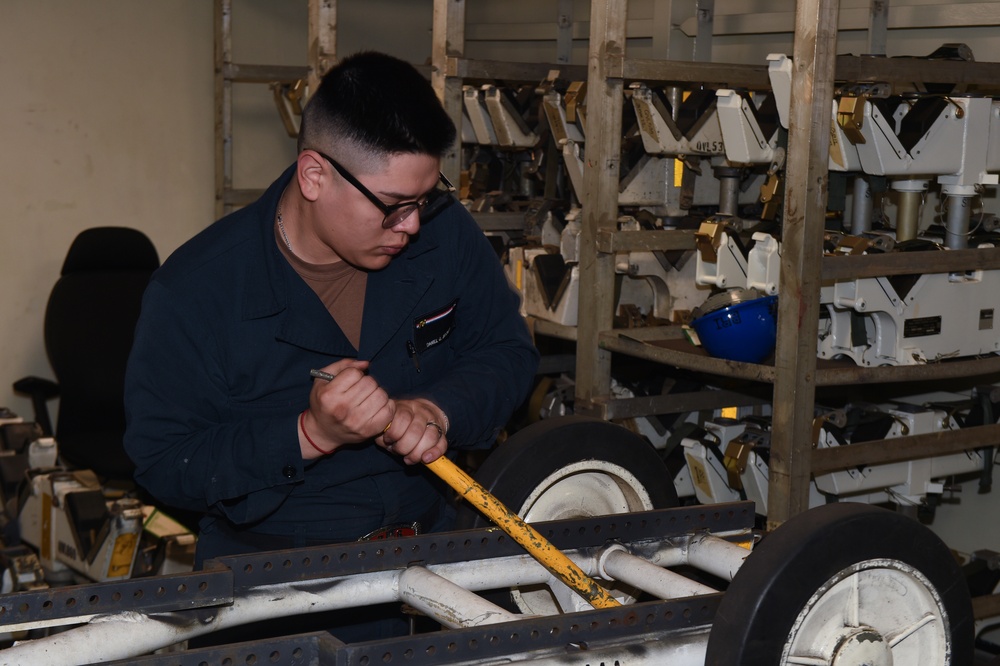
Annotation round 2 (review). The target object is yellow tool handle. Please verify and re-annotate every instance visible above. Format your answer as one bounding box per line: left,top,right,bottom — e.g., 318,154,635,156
425,456,621,609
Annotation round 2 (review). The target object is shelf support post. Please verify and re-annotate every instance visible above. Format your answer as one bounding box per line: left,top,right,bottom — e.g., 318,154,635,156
213,0,233,220
868,0,889,56
767,0,841,530
575,0,626,412
307,0,337,92
432,0,466,185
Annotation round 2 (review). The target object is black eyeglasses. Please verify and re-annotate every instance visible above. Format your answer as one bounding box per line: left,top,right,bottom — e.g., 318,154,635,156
316,151,456,229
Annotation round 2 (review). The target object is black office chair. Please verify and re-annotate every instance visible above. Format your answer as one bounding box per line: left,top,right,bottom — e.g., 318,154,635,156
14,227,159,484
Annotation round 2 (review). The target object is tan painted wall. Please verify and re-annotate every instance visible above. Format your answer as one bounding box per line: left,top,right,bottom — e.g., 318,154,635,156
1,2,216,418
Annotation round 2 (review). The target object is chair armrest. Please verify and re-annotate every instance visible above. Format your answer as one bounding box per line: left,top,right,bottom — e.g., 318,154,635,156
12,376,59,436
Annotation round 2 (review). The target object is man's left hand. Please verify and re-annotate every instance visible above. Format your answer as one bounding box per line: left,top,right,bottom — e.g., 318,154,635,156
379,398,449,465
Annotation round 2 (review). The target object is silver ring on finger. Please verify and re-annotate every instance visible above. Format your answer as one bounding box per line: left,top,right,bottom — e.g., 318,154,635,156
425,421,444,439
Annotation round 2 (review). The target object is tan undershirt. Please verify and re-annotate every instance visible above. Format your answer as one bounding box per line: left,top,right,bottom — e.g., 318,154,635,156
275,223,367,350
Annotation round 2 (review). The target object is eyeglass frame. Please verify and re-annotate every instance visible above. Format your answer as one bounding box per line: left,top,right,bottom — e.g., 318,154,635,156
314,150,456,229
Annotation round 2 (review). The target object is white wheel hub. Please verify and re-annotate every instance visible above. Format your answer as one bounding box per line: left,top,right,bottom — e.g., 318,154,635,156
520,460,654,524
782,558,949,665
832,628,891,665
511,460,655,615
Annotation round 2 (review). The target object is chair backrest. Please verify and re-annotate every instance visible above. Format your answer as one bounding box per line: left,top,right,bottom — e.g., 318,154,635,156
44,227,159,480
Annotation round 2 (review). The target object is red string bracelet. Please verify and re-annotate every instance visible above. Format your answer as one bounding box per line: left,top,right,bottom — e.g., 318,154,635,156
299,410,333,456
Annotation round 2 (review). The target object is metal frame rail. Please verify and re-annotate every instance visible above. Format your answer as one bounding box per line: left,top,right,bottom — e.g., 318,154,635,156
107,597,723,666
0,503,754,664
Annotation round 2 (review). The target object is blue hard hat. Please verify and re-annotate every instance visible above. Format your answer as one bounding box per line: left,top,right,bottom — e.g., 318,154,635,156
691,290,778,363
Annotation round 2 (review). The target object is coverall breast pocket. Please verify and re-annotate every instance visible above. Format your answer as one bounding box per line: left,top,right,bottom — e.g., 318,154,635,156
407,300,458,373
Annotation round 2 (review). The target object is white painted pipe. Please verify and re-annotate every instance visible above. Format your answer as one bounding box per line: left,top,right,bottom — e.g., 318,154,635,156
685,534,750,581
0,553,577,665
598,545,718,598
397,566,520,628
426,551,598,591
1,570,401,666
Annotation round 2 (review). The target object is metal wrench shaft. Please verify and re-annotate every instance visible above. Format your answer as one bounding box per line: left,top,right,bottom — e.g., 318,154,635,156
425,456,621,609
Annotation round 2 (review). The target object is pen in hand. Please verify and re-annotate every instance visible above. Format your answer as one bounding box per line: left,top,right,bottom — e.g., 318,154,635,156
309,367,393,435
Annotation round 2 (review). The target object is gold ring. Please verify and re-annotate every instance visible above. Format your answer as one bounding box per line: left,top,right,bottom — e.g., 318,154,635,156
425,421,444,438
382,421,392,434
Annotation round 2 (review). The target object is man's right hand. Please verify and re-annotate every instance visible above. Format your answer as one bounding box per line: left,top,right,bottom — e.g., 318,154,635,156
299,359,395,459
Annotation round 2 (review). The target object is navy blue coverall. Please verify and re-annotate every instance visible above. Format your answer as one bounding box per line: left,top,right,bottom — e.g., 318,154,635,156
124,165,539,564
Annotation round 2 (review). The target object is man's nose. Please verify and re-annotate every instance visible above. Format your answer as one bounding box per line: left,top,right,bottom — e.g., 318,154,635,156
394,208,421,235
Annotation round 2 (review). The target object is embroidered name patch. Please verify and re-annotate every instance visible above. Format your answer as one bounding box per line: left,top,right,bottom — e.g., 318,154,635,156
413,299,457,353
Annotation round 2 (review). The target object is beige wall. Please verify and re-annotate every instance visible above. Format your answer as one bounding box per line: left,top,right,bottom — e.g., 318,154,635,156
1,2,216,417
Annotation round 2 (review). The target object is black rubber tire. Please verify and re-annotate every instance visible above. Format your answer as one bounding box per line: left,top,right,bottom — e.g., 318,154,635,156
455,415,678,529
705,502,974,665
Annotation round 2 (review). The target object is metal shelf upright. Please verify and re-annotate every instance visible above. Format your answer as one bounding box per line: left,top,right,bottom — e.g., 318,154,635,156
213,0,336,217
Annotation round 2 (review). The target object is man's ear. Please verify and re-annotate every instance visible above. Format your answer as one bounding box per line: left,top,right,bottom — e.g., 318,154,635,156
296,150,325,203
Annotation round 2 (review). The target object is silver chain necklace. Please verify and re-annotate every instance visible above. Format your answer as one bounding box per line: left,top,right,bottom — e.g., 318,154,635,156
276,203,293,252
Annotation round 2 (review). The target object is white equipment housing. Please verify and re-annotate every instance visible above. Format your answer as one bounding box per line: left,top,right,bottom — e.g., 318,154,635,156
818,250,1000,365
678,405,992,516
814,405,987,504
18,471,143,582
509,213,708,326
462,85,539,149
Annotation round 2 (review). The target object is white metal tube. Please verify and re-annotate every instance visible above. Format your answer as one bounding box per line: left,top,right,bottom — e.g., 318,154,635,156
0,551,588,664
634,531,751,571
685,533,750,581
599,546,718,599
944,193,972,250
427,551,598,590
851,175,873,235
1,570,401,666
397,566,520,628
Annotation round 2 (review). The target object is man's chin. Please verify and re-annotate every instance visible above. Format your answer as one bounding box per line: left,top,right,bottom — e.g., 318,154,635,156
350,255,393,272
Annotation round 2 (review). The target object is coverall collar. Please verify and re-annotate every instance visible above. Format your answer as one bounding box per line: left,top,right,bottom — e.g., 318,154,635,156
240,164,440,359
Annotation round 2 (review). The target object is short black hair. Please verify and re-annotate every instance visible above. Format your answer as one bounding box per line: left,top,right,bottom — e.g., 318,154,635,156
298,51,456,161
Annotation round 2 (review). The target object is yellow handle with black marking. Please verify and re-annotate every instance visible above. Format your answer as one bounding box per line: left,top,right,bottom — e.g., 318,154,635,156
425,456,621,609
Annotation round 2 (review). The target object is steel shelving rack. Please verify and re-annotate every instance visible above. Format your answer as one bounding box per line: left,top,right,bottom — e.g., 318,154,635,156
213,0,336,217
